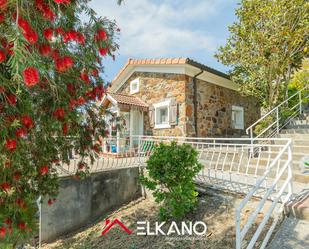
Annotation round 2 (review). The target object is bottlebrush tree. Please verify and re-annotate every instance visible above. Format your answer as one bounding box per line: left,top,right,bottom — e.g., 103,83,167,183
0,0,119,245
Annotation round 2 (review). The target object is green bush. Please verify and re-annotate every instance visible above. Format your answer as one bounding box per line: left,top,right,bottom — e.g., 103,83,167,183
140,142,203,221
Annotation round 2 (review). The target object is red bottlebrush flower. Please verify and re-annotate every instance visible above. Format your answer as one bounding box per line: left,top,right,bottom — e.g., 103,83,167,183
69,99,76,110
99,47,108,56
13,171,21,181
92,69,99,77
62,122,69,135
66,83,75,95
16,198,26,209
55,56,74,72
23,29,38,45
0,0,7,9
95,28,107,41
39,44,52,56
78,162,85,170
21,115,34,129
54,0,70,4
76,33,85,45
17,222,26,230
43,28,53,40
39,165,49,176
0,49,6,63
48,199,53,206
6,94,17,105
0,12,5,23
76,96,86,106
23,67,40,87
1,182,10,192
53,107,65,120
55,27,63,34
0,227,6,238
92,144,100,153
4,218,12,226
17,18,31,32
80,72,90,84
6,139,17,152
15,127,27,138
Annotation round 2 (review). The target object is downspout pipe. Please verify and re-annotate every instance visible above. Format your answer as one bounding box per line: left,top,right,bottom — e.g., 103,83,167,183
193,70,204,137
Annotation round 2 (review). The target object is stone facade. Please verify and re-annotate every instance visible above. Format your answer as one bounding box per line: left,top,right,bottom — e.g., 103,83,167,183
116,72,260,137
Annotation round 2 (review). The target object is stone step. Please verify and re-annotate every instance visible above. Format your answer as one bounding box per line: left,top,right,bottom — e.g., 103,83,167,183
280,129,309,135
199,160,309,184
286,125,309,129
285,190,309,221
267,217,309,249
274,139,309,146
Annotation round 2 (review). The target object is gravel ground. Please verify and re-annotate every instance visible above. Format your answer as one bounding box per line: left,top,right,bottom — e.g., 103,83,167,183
41,189,276,249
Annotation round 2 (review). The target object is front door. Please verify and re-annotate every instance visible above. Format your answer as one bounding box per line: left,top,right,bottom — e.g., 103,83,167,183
130,109,143,146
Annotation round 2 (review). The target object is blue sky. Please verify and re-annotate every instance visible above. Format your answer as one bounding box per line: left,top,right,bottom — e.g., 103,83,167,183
90,0,239,83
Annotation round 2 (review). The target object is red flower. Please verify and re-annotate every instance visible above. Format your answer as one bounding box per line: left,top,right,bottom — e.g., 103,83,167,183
76,96,86,106
13,171,21,181
6,94,17,105
99,47,108,56
53,0,70,4
23,29,38,44
43,28,53,40
0,12,4,22
95,28,107,41
16,198,26,209
0,182,10,192
62,123,69,135
15,127,27,138
17,222,26,230
39,44,52,56
6,139,17,152
4,218,12,226
0,227,6,238
80,72,90,84
39,165,49,176
92,69,99,77
0,0,7,9
23,67,40,87
66,83,75,95
0,49,6,62
17,18,31,32
55,56,74,72
53,107,65,120
69,99,76,110
76,33,85,45
21,115,34,129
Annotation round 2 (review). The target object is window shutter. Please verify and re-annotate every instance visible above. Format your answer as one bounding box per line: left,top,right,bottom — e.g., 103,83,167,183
149,105,155,128
169,100,178,125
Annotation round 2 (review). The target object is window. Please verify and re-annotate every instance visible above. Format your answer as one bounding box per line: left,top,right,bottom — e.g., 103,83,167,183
232,106,244,129
130,78,140,94
154,100,171,129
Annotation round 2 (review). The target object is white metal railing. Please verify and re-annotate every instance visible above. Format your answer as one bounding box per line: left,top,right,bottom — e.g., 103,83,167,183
246,85,309,143
235,139,293,249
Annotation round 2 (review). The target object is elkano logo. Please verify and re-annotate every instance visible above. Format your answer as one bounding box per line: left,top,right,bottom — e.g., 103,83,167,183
101,219,133,235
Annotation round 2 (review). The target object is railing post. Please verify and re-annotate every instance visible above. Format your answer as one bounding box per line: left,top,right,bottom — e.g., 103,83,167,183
249,128,254,154
299,91,302,114
276,107,279,134
287,141,294,198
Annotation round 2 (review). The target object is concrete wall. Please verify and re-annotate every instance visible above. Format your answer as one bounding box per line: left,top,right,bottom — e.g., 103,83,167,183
41,168,141,242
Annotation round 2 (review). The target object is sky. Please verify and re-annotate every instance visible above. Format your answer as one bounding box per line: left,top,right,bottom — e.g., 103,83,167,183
89,0,239,83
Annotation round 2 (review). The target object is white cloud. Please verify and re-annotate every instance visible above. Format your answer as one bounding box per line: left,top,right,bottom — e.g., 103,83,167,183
90,0,226,58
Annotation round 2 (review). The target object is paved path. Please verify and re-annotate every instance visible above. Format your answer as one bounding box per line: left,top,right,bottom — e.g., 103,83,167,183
267,217,309,249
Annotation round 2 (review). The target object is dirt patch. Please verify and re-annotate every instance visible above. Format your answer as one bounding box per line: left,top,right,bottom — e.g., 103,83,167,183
41,189,275,249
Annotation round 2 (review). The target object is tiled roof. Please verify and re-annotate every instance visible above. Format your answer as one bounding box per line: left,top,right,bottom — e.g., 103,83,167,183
111,58,230,87
108,92,148,108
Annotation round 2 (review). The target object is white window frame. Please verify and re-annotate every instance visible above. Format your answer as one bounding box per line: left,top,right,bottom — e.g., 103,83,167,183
154,100,171,129
232,105,244,130
130,78,140,94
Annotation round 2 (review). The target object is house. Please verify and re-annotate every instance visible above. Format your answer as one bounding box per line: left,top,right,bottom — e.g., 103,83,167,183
100,58,260,153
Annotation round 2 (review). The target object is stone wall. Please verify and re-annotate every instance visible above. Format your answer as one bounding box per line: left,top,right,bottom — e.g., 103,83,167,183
41,168,141,242
185,77,260,137
118,72,187,136
116,72,260,137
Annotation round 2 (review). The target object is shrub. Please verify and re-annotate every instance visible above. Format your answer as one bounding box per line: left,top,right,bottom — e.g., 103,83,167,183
140,142,203,221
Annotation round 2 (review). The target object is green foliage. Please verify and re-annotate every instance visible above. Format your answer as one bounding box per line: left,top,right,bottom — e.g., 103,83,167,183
289,58,309,91
254,116,274,135
140,142,202,221
216,0,309,108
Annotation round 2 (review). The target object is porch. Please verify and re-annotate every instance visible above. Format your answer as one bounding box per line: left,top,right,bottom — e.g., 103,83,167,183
100,92,148,155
